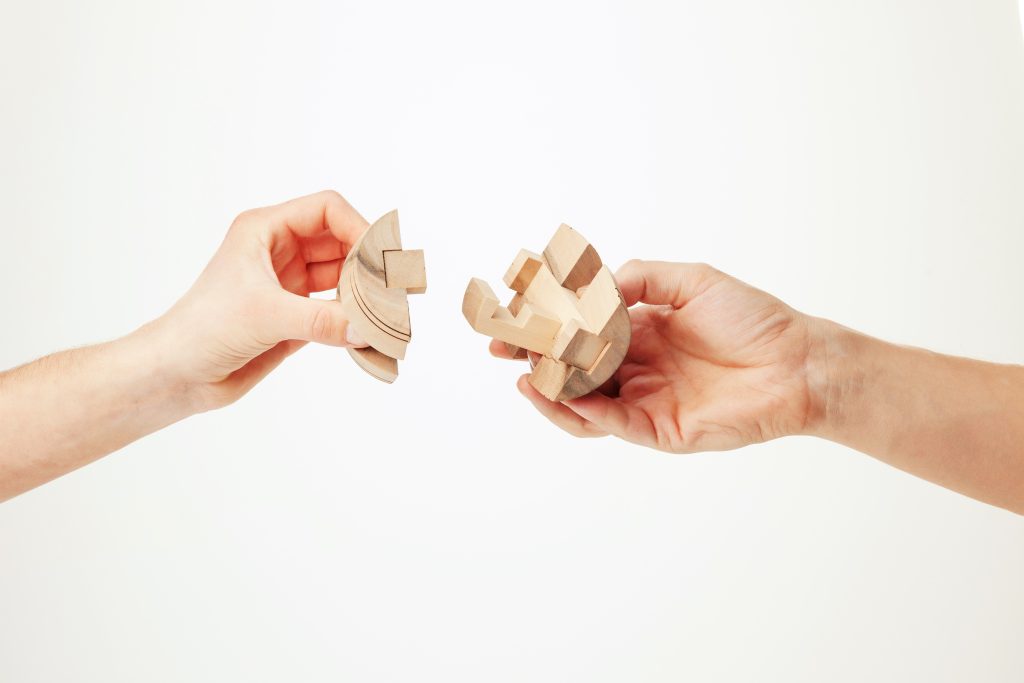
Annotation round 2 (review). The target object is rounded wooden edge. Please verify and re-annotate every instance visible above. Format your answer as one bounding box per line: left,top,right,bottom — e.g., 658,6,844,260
549,303,630,401
530,237,631,402
339,254,409,361
336,210,411,381
347,346,398,384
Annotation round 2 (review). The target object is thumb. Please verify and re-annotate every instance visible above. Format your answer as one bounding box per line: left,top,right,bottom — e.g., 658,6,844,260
270,293,367,347
614,260,722,308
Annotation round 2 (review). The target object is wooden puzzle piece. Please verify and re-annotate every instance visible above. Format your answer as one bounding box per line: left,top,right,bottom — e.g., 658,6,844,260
384,249,427,294
544,224,602,291
348,346,399,383
337,210,425,383
552,319,608,372
462,224,630,401
463,279,561,353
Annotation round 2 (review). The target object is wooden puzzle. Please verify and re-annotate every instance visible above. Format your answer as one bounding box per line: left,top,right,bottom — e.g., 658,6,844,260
336,210,426,383
462,224,631,401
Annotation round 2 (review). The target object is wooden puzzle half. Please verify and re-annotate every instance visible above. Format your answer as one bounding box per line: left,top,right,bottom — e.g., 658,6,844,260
336,210,426,383
462,224,631,401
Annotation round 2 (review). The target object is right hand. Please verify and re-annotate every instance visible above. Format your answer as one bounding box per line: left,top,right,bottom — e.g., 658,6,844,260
147,190,370,413
491,260,826,453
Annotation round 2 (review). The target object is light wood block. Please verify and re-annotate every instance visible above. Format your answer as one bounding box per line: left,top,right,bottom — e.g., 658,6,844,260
462,279,561,354
384,249,427,294
553,319,608,371
503,249,544,293
543,224,602,292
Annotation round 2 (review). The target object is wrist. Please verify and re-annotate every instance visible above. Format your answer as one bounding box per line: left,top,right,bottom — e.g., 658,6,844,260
801,316,873,441
120,318,205,421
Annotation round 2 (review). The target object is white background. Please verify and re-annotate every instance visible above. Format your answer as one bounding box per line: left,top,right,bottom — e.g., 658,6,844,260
2,1,1023,681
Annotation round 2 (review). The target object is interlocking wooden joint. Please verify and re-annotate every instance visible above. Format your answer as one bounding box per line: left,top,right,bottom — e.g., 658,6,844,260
336,210,426,383
462,224,630,401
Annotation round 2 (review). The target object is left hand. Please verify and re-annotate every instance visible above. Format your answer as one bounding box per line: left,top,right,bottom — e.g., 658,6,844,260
489,260,821,453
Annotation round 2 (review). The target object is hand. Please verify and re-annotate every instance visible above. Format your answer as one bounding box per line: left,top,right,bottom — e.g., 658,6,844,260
146,190,370,412
492,260,824,452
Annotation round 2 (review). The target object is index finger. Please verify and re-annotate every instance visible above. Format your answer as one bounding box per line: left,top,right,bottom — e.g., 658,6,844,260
615,260,722,308
265,190,370,246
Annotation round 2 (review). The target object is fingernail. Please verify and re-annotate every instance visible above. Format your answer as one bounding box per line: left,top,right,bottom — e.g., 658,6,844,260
346,325,367,347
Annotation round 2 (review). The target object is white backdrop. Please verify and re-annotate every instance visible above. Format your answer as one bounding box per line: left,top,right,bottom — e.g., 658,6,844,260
2,1,1023,681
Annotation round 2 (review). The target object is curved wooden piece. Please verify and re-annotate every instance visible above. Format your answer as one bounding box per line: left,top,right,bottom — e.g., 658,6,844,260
348,346,398,383
337,210,425,383
462,224,630,401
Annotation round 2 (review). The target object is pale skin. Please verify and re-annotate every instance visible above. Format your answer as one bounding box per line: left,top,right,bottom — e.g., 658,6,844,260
0,190,369,502
1,197,1023,515
492,261,1024,515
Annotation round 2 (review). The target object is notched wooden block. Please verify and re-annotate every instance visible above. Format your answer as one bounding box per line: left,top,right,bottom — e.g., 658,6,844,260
503,249,544,294
383,249,427,294
543,224,602,292
462,276,562,355
553,320,608,372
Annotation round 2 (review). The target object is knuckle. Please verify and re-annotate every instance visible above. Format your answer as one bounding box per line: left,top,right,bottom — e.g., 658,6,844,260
309,305,335,342
620,258,644,275
692,261,714,276
316,189,346,208
558,422,584,437
689,262,727,292
561,419,593,438
693,262,723,280
230,208,261,233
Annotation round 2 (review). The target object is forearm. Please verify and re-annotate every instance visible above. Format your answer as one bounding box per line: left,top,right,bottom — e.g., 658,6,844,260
807,320,1024,514
0,323,196,501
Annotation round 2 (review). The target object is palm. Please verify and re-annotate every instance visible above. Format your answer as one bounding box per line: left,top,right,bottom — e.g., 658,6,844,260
506,262,817,454
611,278,812,452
